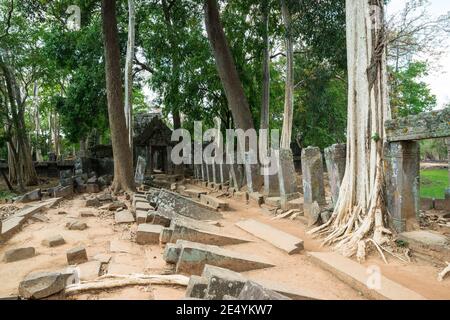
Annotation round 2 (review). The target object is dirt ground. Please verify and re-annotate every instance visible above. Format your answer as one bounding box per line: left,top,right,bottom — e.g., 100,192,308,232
1,184,450,300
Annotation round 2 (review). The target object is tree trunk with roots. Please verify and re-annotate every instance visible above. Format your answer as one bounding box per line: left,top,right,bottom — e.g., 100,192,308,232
101,0,136,193
280,0,294,149
204,0,254,132
309,0,391,261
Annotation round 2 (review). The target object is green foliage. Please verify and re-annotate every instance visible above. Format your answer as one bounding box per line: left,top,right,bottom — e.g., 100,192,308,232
420,169,448,200
420,139,448,161
390,61,437,117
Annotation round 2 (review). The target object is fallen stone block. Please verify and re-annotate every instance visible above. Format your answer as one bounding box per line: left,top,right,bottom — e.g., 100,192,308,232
31,213,49,223
307,251,426,300
147,210,172,227
200,194,229,211
183,189,207,199
97,192,113,202
78,261,101,281
86,184,100,193
42,235,66,247
66,221,88,231
233,191,248,202
107,201,127,211
235,219,303,254
238,281,291,300
3,247,35,263
185,275,209,299
202,265,246,300
163,243,181,263
53,185,74,199
15,189,42,204
18,271,68,299
136,209,149,224
248,192,264,207
85,197,101,207
165,240,274,275
80,211,95,217
264,197,281,208
114,211,135,224
136,224,163,245
67,246,88,265
163,218,251,246
93,253,112,264
398,230,450,264
255,279,320,300
135,201,153,212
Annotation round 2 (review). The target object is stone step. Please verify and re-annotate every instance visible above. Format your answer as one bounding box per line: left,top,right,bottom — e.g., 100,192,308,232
235,219,304,255
114,211,135,224
136,224,164,245
164,240,274,275
161,218,251,246
183,189,208,199
307,251,426,300
200,194,229,211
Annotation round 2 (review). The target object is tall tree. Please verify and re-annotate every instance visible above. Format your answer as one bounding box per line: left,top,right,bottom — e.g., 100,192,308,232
280,0,294,149
204,0,254,131
125,0,136,151
260,0,270,131
101,0,135,193
310,0,391,260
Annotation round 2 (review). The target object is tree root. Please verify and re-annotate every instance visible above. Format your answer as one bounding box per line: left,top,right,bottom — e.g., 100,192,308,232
437,262,450,282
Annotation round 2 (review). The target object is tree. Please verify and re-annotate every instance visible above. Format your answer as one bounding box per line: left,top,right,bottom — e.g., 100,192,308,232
280,0,294,149
310,0,391,260
124,0,136,151
260,0,270,131
101,0,135,193
204,0,254,131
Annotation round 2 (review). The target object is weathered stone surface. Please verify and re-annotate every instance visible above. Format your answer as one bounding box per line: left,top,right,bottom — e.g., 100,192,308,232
265,197,281,208
86,183,100,193
136,209,149,224
238,281,291,300
42,235,66,247
398,230,450,263
163,218,250,246
93,253,111,264
15,189,42,204
301,147,326,219
324,144,346,206
228,162,246,190
277,149,300,209
85,197,101,207
183,189,207,199
136,224,163,244
163,243,180,263
384,141,420,232
307,251,426,300
18,272,68,299
385,107,450,142
78,261,101,281
66,221,88,231
165,240,274,275
114,211,135,224
147,210,172,227
202,265,246,300
200,194,229,210
53,185,74,198
235,219,303,255
80,211,95,217
3,247,35,263
244,151,263,193
185,275,208,299
66,246,88,265
248,192,264,206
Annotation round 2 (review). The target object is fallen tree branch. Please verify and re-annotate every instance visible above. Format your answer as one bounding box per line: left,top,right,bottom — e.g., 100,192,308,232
64,274,190,295
437,262,450,282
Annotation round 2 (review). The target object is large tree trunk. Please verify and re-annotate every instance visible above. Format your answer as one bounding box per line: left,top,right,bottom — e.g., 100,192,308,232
124,0,135,153
204,0,254,131
280,0,294,149
101,0,136,193
310,0,391,261
33,81,43,162
260,0,270,131
0,58,38,189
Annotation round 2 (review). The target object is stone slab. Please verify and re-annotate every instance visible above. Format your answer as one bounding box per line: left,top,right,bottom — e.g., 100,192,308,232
78,261,101,281
307,251,426,300
235,219,303,254
67,246,88,265
165,240,274,275
200,194,229,211
42,235,66,248
136,224,163,245
114,211,135,224
238,281,290,300
3,247,35,263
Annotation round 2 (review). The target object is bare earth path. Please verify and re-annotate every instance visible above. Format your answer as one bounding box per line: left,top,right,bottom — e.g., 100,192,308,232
1,186,449,300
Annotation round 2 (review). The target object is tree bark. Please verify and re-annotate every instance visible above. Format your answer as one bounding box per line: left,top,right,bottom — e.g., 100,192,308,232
124,0,135,153
310,0,391,260
101,0,136,193
280,0,294,149
33,81,43,162
204,0,254,131
260,0,270,131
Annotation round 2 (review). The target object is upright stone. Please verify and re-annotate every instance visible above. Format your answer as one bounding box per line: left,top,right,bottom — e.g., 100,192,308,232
324,144,346,206
244,151,263,193
384,141,420,233
263,155,280,198
301,147,326,218
213,161,222,186
277,149,299,209
134,156,147,185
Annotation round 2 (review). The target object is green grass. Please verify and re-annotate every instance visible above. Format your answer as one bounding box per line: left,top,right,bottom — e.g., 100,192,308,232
0,190,16,201
420,169,448,199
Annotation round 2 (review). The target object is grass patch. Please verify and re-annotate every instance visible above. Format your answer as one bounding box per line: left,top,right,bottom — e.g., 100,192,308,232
420,169,448,199
0,190,16,201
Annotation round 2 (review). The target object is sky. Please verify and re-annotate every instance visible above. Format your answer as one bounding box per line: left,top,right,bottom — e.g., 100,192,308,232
387,0,450,108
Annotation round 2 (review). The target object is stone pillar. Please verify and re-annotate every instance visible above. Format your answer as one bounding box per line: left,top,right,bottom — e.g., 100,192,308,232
324,144,346,206
213,161,222,186
206,163,214,185
277,149,300,208
301,147,326,217
201,162,206,181
244,151,263,193
263,154,280,198
384,141,420,233
446,138,450,199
